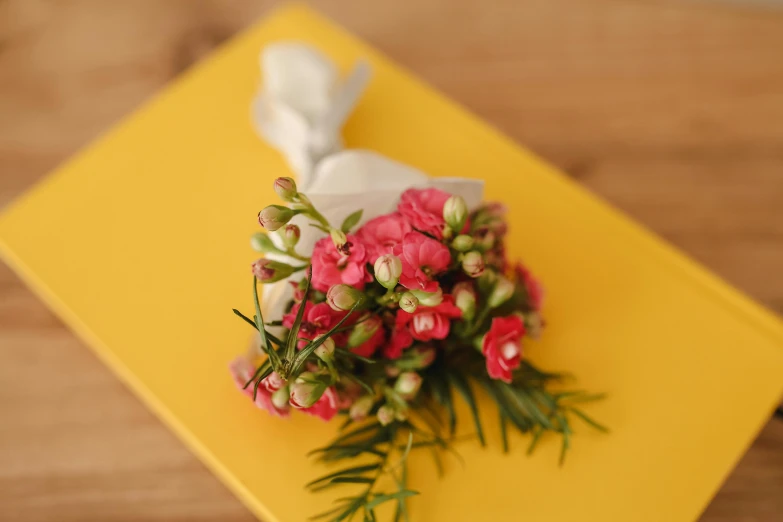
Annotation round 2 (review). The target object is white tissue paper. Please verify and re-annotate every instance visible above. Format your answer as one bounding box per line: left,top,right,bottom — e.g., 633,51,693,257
251,43,372,184
252,43,484,324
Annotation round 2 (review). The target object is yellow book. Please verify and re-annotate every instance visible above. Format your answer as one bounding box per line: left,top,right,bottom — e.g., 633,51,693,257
1,5,782,521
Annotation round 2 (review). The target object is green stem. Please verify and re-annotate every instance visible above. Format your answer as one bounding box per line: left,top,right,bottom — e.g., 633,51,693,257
305,208,331,229
286,249,310,262
466,306,491,337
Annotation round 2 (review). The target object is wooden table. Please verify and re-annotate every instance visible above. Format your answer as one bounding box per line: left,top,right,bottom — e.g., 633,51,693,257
1,0,782,520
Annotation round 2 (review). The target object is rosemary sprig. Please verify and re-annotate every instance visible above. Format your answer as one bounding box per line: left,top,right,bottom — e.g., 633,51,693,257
308,422,420,522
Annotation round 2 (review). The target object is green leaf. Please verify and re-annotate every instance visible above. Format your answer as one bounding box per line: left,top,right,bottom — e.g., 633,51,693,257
309,504,348,521
251,366,274,401
527,427,543,455
499,412,509,453
501,385,552,430
309,223,331,233
293,301,362,373
477,379,525,434
232,308,258,330
330,476,375,485
341,209,364,232
330,422,383,446
343,373,375,396
570,408,609,433
392,457,410,522
285,268,312,362
308,445,386,459
252,277,279,367
306,463,381,488
448,372,485,446
335,347,377,364
430,373,456,436
364,490,419,510
557,413,571,466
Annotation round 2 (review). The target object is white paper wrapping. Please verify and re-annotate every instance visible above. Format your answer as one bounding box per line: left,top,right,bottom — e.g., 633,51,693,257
252,43,484,323
251,43,371,184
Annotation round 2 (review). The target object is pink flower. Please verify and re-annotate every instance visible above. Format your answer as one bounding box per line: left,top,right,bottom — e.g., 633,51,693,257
397,296,462,342
299,387,339,421
398,188,451,238
356,213,412,262
482,315,525,383
515,263,544,311
393,232,452,292
311,235,372,292
283,301,350,346
228,356,290,417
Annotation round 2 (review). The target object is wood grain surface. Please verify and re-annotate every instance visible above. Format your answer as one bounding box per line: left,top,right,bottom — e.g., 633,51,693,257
1,0,782,520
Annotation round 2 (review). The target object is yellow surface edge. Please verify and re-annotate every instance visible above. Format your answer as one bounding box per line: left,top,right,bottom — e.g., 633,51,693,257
1,4,782,522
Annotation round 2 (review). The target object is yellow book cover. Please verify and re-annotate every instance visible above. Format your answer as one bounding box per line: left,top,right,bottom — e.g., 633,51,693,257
1,5,782,522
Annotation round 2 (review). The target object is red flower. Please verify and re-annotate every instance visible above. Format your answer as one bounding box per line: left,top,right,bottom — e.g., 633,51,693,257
482,316,525,383
393,232,452,292
385,319,414,359
398,188,450,239
515,263,544,311
283,301,351,346
311,235,372,292
397,296,463,342
299,387,339,421
356,212,412,263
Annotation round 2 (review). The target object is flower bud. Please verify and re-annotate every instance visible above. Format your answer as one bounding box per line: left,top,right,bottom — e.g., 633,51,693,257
349,396,374,421
271,386,290,409
476,231,496,251
488,275,515,308
330,228,347,248
417,346,437,368
462,251,485,278
251,258,297,283
451,234,475,252
395,408,409,422
385,365,401,378
273,177,298,202
314,335,336,362
258,205,295,231
453,281,477,321
289,372,327,408
398,292,419,313
410,288,443,307
374,254,402,289
281,224,300,249
326,284,364,311
478,269,498,294
377,405,396,426
443,195,468,233
394,372,422,399
348,316,382,348
250,232,279,254
525,311,544,339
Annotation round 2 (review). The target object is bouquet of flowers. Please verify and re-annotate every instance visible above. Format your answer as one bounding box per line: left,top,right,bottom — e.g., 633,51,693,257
230,174,604,521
